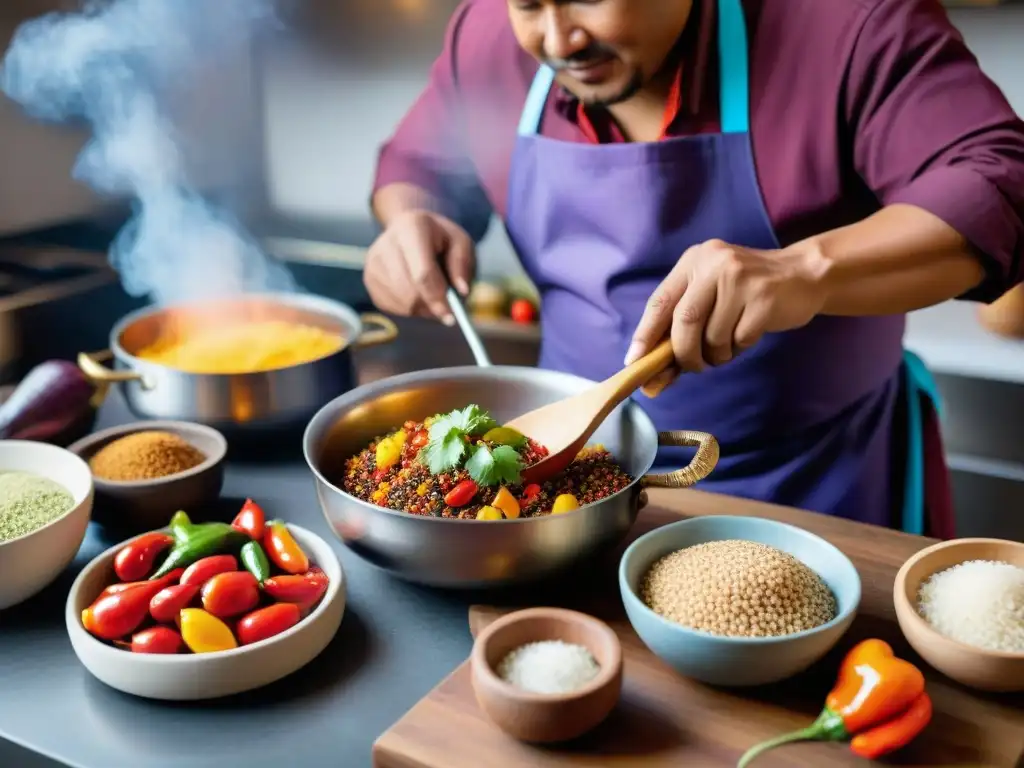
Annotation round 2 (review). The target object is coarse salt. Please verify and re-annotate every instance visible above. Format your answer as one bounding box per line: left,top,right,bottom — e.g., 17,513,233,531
496,640,600,694
917,559,1024,653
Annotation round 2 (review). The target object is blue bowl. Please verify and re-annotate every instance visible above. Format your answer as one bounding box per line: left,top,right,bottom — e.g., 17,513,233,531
619,515,860,687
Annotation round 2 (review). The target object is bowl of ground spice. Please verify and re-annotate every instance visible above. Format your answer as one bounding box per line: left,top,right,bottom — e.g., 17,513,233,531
0,440,94,610
69,421,226,532
619,516,861,687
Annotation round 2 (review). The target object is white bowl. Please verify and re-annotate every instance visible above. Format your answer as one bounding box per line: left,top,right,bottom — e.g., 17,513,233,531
66,524,345,700
0,440,94,610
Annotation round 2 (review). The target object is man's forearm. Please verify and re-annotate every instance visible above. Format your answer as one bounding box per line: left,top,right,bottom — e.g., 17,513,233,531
371,183,446,228
798,204,988,316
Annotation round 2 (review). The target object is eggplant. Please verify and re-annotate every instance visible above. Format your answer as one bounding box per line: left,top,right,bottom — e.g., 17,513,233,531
0,360,99,446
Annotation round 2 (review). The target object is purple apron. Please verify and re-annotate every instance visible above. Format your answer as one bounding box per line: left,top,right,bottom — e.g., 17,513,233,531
504,0,947,531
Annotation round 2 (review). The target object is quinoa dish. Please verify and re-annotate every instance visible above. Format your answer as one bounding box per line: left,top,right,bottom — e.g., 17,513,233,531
342,404,633,520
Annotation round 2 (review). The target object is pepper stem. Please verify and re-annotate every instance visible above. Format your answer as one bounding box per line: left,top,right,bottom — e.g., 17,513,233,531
737,709,846,768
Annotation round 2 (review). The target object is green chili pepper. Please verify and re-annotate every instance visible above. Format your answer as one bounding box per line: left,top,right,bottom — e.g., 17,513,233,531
169,510,195,542
240,540,271,585
150,522,245,579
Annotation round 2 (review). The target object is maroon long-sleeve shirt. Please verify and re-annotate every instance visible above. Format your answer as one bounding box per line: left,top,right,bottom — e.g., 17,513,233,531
374,0,1024,301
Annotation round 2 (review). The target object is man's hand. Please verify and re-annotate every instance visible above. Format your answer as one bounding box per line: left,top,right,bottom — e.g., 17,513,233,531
625,239,830,393
363,210,475,325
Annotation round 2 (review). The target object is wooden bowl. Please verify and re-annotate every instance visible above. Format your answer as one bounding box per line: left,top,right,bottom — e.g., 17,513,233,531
470,607,622,743
894,538,1024,692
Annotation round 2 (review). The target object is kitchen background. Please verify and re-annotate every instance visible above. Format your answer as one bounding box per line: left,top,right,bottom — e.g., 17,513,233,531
0,0,1022,538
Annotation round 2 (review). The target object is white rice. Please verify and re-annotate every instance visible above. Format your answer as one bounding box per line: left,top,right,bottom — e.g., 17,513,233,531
917,559,1024,653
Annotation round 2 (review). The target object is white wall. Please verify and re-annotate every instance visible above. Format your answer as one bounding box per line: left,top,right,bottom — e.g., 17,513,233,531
260,5,1024,278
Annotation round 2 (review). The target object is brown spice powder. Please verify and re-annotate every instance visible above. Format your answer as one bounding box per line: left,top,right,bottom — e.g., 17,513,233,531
89,430,206,482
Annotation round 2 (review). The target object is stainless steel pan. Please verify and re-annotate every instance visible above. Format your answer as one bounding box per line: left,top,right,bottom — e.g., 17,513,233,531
78,292,397,430
303,365,719,588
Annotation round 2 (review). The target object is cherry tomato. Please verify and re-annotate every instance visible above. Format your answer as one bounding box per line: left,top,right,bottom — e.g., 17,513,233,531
180,555,238,588
237,603,302,646
113,532,174,582
263,573,329,605
444,479,479,508
131,626,184,654
149,583,199,624
231,498,266,540
262,521,309,574
98,568,184,600
201,571,260,619
510,298,537,324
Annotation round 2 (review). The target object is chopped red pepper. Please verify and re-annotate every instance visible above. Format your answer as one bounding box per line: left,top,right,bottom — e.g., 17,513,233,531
522,483,541,502
444,479,478,508
410,429,429,449
231,498,266,540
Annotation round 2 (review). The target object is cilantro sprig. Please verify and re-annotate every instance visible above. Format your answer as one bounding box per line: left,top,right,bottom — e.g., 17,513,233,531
466,444,525,486
417,405,526,484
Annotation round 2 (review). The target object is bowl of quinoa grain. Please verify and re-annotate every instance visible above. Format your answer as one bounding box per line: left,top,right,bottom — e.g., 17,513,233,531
69,421,226,532
0,440,94,610
619,516,860,687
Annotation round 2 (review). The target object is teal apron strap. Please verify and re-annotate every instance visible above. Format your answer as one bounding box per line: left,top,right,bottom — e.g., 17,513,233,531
901,350,941,535
717,0,750,134
518,65,555,137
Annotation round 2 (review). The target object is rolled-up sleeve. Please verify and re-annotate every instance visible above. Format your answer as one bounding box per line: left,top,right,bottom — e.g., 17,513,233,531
372,1,492,241
845,0,1024,301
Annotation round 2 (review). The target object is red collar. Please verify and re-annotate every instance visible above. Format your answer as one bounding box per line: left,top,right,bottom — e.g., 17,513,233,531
575,63,685,143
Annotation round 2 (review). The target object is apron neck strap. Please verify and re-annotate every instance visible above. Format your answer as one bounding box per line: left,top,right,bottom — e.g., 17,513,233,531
517,0,750,137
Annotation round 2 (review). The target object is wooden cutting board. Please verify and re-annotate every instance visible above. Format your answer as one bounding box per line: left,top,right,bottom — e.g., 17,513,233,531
373,489,1024,768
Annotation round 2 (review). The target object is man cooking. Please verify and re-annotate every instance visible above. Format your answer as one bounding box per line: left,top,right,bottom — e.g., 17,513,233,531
364,0,1024,536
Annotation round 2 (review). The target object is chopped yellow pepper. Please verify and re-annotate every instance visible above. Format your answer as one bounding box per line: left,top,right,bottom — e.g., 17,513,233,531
476,506,503,521
492,486,520,520
375,429,407,471
180,608,237,653
551,494,580,515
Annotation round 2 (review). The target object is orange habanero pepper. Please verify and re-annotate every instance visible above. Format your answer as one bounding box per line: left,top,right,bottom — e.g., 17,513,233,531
738,639,929,767
262,520,309,574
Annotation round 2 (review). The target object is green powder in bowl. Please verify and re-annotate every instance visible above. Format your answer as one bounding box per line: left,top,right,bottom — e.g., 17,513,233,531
0,471,76,543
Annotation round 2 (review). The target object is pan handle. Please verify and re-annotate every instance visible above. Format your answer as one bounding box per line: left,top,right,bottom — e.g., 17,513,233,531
78,351,145,385
355,313,399,349
642,431,720,489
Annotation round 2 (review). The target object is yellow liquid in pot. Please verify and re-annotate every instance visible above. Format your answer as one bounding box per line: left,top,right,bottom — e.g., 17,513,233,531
137,320,346,374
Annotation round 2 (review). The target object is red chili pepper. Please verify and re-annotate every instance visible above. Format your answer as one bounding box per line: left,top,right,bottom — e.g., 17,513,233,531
231,498,266,540
850,692,932,759
201,571,260,618
262,520,309,574
131,626,184,654
82,573,179,641
98,568,184,600
113,532,174,582
522,483,541,502
149,583,199,624
180,554,238,587
444,479,478,508
263,572,329,606
236,603,301,646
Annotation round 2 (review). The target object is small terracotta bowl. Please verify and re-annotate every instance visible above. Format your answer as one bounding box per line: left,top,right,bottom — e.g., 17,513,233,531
894,537,1024,692
68,421,227,533
470,607,623,743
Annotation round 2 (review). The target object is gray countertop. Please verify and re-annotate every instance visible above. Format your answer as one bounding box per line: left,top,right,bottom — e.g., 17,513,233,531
0,318,541,768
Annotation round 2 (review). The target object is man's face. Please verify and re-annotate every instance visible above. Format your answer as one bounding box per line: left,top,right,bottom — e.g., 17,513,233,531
508,0,694,107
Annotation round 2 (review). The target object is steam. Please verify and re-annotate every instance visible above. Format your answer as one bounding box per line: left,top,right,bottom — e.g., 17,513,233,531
0,0,296,306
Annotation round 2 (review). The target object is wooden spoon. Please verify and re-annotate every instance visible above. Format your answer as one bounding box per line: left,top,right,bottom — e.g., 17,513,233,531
506,339,675,485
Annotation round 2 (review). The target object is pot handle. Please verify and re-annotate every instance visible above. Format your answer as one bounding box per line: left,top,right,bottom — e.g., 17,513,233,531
78,350,145,384
642,431,720,489
355,313,399,349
